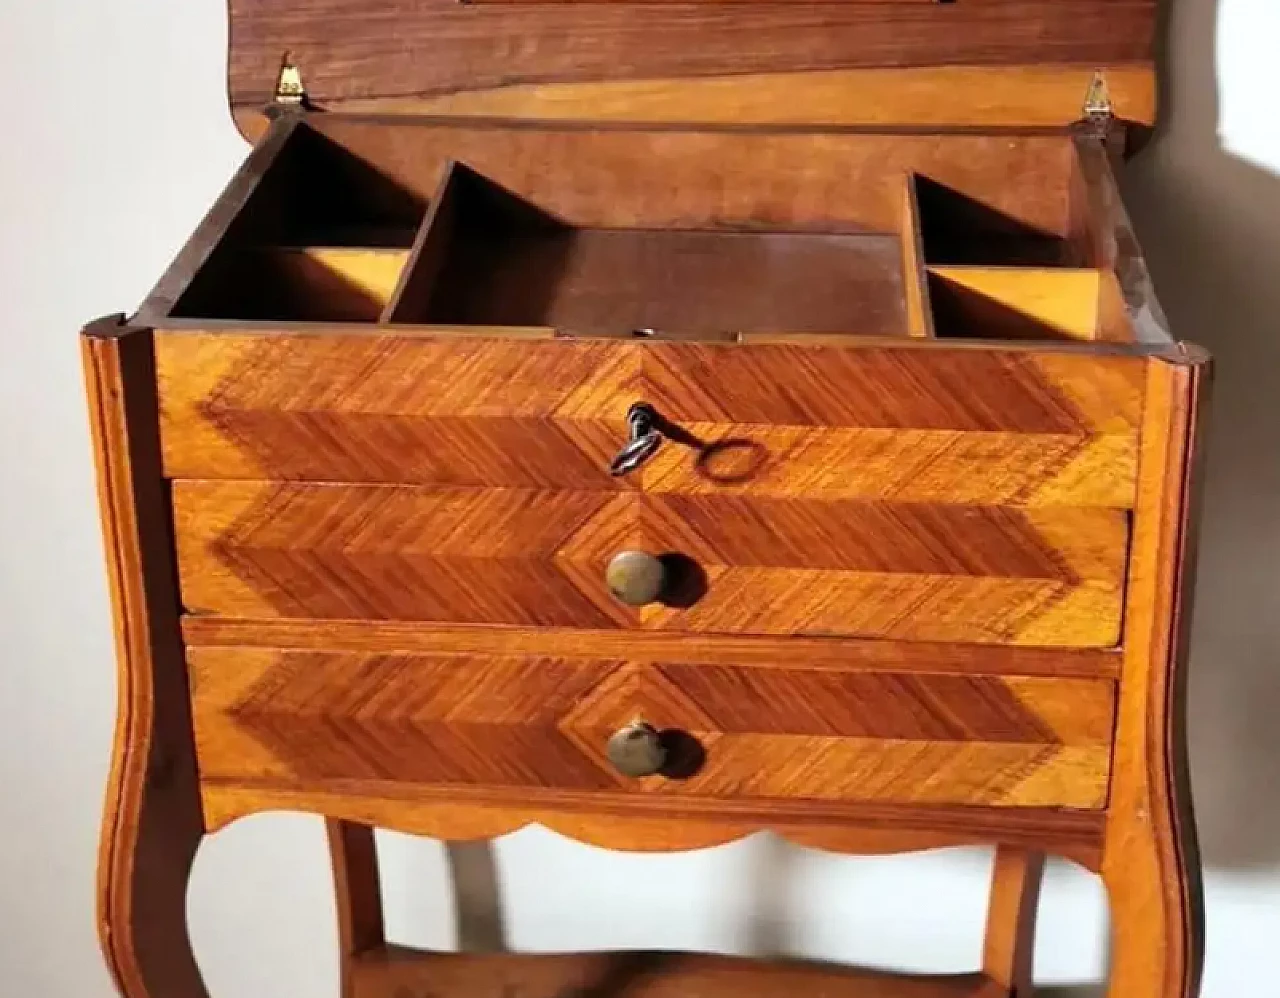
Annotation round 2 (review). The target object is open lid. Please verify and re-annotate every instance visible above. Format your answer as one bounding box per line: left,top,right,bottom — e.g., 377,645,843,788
228,0,1158,137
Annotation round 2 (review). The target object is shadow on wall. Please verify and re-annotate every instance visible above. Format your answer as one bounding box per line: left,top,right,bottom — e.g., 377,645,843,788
1126,0,1280,874
438,0,1280,980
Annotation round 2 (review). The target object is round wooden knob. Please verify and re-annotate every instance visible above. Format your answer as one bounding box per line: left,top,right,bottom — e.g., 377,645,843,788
606,550,666,607
607,722,666,778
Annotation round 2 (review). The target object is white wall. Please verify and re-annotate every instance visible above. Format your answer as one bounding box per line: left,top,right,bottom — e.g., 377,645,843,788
0,1,1276,994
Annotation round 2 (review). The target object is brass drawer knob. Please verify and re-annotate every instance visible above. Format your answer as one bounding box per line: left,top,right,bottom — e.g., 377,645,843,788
607,722,666,778
606,550,667,607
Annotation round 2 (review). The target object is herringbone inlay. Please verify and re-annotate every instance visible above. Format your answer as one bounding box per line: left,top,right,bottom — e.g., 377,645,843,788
173,481,1127,644
155,334,1143,507
161,333,1138,646
189,647,1115,808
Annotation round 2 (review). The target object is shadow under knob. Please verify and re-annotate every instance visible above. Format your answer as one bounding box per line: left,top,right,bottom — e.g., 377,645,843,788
606,550,667,607
607,722,667,778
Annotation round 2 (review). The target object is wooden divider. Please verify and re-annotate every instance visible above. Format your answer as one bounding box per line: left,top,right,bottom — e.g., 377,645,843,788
899,175,935,338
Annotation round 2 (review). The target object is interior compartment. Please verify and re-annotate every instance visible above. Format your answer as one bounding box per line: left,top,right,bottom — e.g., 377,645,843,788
149,118,1157,343
174,246,410,323
928,267,1104,342
385,163,907,336
170,126,425,321
914,175,1087,268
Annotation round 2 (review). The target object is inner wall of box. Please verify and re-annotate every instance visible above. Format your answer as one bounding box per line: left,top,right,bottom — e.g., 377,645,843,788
171,118,1132,342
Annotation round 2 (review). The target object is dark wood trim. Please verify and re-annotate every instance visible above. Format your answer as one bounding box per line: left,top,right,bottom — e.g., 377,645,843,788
327,820,386,998
1069,135,1174,345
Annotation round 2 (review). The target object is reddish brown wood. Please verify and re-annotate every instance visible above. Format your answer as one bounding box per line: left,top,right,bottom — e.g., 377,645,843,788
170,479,1129,643
84,19,1209,986
292,121,1080,236
83,317,209,998
327,820,385,998
1101,351,1208,998
199,779,1105,870
236,66,1157,138
983,847,1045,997
180,617,1124,679
187,644,1115,808
226,0,1156,127
154,333,1143,505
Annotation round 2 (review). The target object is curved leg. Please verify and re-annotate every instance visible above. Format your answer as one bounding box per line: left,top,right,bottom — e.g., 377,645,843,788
1100,354,1208,998
1103,824,1202,998
983,847,1044,997
86,321,209,996
99,761,207,998
328,820,386,996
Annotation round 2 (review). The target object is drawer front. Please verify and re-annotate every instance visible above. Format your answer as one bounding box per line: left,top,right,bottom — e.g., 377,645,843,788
174,481,1128,645
157,334,1142,506
188,645,1116,809
162,334,1141,647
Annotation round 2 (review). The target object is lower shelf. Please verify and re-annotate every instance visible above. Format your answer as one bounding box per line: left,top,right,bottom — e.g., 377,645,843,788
350,946,1009,998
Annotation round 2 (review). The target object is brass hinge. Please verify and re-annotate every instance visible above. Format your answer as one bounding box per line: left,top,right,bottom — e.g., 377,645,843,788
274,52,307,106
1082,70,1115,131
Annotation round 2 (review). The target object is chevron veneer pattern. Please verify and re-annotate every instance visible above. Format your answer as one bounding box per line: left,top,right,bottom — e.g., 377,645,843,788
189,647,1115,808
155,334,1142,507
173,480,1127,644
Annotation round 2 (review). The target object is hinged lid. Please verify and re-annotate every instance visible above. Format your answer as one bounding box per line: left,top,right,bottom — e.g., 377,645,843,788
229,0,1157,136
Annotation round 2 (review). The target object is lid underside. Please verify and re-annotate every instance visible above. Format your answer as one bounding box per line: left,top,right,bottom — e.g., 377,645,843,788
227,0,1158,133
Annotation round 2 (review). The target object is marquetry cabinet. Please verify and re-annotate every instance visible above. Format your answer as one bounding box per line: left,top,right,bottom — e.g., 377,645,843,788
85,2,1207,997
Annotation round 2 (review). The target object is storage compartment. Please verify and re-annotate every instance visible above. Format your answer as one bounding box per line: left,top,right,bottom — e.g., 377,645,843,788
386,162,907,336
145,118,1158,345
186,643,1117,809
171,127,425,321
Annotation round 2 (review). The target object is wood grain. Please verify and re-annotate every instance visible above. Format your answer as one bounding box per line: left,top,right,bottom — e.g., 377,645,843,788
345,947,1003,998
300,120,1081,237
199,781,1105,870
226,0,1156,129
172,480,1129,644
1101,350,1209,998
174,247,412,323
327,819,385,998
181,617,1123,679
83,318,209,998
303,65,1157,131
982,847,1045,996
154,332,1143,504
188,645,1115,809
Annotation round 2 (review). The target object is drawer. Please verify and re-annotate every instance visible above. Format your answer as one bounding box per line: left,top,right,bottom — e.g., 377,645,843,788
161,334,1141,647
188,642,1116,810
174,481,1128,645
157,334,1142,506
